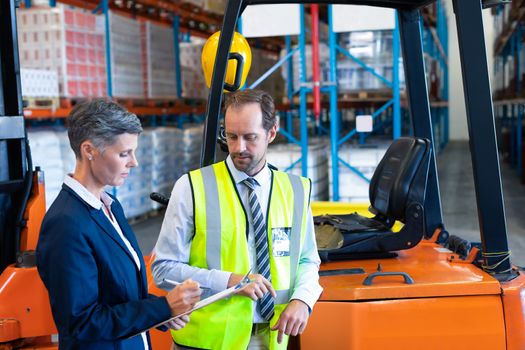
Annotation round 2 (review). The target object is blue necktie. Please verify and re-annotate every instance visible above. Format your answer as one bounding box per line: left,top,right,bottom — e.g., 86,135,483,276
242,177,274,321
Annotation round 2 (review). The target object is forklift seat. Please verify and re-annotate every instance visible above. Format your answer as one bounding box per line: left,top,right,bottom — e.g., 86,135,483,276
315,137,432,261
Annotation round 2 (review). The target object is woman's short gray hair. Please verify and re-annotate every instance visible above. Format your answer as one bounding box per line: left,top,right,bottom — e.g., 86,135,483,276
67,99,143,159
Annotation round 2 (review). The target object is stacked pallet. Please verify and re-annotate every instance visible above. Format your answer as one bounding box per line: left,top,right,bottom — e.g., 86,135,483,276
17,5,107,98
20,68,59,108
178,124,204,175
111,131,153,218
332,30,406,92
142,22,177,99
108,12,144,98
27,128,69,209
26,124,204,217
17,6,211,101
112,125,202,216
179,42,208,100
328,143,388,203
150,125,203,210
150,127,183,209
266,139,329,201
55,130,77,175
203,0,227,14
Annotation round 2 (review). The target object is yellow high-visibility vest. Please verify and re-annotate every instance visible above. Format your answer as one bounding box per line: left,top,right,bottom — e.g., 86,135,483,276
171,161,311,350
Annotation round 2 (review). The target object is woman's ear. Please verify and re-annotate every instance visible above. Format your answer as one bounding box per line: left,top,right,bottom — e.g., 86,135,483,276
80,141,96,161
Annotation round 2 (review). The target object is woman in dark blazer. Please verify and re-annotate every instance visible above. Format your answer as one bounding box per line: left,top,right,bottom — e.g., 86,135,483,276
36,99,201,350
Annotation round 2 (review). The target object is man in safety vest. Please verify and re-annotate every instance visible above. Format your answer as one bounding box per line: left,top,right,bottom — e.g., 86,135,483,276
152,89,322,350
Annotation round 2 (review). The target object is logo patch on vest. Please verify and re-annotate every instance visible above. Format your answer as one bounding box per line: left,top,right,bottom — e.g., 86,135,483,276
272,227,291,257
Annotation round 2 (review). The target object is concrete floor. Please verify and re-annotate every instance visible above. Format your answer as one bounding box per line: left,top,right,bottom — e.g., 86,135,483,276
437,141,525,266
133,140,525,266
132,212,164,256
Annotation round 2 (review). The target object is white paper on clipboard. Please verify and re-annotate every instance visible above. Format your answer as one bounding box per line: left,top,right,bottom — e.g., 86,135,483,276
145,269,252,332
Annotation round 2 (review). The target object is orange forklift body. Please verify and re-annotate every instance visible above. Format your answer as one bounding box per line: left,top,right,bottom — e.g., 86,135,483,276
301,262,525,350
300,241,510,350
145,255,173,350
0,172,56,348
295,203,525,350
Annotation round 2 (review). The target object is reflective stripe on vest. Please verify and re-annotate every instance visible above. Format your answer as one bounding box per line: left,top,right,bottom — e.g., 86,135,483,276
172,161,310,350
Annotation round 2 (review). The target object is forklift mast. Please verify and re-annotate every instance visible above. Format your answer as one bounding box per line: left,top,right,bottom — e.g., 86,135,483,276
201,0,513,277
0,0,32,273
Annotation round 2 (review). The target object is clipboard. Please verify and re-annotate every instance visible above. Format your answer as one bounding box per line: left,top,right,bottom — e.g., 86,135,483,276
147,268,252,331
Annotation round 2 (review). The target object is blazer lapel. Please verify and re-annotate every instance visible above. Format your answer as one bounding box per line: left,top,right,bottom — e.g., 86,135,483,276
112,203,148,295
113,205,142,259
89,209,140,271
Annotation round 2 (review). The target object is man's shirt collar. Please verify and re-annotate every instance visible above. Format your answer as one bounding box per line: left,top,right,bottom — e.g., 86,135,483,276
225,155,271,188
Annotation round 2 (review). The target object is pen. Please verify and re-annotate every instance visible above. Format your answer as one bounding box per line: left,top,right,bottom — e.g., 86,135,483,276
163,278,211,290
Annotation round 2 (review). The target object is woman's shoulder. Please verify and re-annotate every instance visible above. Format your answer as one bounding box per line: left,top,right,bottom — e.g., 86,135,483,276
43,188,93,229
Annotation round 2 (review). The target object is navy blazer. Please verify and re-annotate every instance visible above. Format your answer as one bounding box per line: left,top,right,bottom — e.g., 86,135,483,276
37,185,172,350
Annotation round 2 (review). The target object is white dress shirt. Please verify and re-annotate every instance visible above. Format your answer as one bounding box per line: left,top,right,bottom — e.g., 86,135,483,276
152,156,323,323
64,175,149,350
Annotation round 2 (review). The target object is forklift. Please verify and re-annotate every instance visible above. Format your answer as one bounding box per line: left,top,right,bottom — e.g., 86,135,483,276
200,0,525,349
0,0,524,349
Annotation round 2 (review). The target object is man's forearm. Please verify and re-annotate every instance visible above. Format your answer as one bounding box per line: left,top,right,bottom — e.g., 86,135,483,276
152,259,231,292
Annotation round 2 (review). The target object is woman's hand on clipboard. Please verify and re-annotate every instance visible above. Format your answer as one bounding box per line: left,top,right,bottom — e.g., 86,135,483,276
165,279,202,318
166,314,190,330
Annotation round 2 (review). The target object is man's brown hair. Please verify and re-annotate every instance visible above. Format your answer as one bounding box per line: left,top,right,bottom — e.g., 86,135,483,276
224,89,277,132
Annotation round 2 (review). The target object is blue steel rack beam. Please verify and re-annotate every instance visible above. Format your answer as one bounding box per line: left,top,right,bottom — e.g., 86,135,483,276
328,4,339,200
393,15,401,139
102,0,112,97
437,0,449,146
173,15,182,99
516,103,523,179
298,5,309,176
327,5,402,201
286,35,295,137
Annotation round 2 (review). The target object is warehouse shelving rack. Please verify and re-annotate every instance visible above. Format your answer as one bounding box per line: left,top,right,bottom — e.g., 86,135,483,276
20,0,286,121
20,0,448,203
329,1,448,201
492,1,525,183
19,0,218,219
326,6,403,201
238,4,318,178
235,1,448,202
423,0,448,150
20,0,217,119
284,2,448,201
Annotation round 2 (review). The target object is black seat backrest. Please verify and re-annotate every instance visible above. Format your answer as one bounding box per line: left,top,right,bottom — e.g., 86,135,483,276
369,138,430,223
